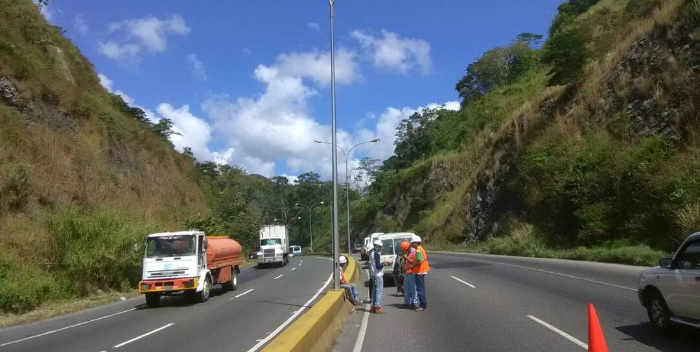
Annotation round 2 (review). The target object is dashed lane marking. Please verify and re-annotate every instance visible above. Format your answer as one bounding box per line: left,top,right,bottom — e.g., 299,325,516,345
273,274,284,280
113,323,173,348
527,315,587,350
231,289,254,299
451,276,476,288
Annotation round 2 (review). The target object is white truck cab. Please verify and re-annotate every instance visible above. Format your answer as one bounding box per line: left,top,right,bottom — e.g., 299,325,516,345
638,232,700,333
257,225,289,267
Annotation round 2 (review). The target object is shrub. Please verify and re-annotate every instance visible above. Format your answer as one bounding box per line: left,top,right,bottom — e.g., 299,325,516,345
45,208,152,297
542,28,589,85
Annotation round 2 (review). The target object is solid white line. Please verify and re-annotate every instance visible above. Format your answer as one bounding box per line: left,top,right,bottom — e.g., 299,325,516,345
527,315,588,350
273,274,284,280
0,308,136,347
246,274,333,352
451,276,476,288
352,308,370,352
232,289,254,299
497,262,635,291
113,323,173,348
353,269,372,352
291,267,296,271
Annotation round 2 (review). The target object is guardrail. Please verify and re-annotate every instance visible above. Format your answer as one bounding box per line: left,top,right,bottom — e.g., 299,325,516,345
262,255,359,352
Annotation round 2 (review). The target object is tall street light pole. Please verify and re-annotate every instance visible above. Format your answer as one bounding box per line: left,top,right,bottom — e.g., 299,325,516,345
328,0,340,290
294,203,313,253
315,138,380,254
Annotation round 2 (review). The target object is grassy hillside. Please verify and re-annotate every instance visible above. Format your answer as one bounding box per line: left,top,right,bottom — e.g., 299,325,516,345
0,0,209,313
354,0,700,265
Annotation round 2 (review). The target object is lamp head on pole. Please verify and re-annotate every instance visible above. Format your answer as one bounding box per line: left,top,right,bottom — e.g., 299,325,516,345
371,139,380,143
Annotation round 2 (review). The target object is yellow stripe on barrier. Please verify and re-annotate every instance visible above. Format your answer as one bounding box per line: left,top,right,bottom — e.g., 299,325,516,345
262,255,358,352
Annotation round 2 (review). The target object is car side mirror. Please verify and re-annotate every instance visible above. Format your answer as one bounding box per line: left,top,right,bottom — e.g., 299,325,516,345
659,258,672,269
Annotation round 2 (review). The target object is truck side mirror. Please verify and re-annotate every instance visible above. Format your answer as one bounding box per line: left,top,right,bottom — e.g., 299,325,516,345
659,258,672,269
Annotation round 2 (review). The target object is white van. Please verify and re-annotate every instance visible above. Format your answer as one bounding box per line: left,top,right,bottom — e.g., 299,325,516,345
377,232,415,276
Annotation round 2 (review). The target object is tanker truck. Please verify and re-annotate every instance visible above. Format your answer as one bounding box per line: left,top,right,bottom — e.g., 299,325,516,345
138,231,242,308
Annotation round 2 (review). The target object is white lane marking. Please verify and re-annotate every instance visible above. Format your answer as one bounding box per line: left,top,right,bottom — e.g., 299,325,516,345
273,274,284,280
527,315,588,350
291,267,296,271
0,308,136,347
231,289,254,299
496,261,635,291
451,276,476,288
113,323,174,348
353,269,371,352
246,274,333,352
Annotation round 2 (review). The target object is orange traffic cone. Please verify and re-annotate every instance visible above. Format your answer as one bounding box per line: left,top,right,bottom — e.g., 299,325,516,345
588,303,609,352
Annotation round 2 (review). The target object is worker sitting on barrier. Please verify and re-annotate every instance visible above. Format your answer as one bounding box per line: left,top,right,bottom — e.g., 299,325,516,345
339,255,362,307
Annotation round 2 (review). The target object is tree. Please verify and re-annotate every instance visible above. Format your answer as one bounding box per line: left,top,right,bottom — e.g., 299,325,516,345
455,35,539,104
297,172,321,183
151,118,180,141
542,29,588,85
182,147,195,160
549,0,601,35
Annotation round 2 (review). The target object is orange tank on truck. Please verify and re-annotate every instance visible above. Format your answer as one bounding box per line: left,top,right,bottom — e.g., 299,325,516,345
206,236,242,267
139,231,243,308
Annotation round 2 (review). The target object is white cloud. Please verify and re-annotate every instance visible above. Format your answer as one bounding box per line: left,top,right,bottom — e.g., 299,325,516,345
157,104,213,161
307,22,320,31
99,15,190,61
255,49,359,87
33,1,52,20
186,54,207,81
74,14,89,35
98,41,141,61
200,47,359,178
351,29,432,75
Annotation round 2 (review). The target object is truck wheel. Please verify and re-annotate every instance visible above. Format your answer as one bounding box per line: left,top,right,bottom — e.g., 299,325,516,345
196,276,211,303
647,290,672,334
231,269,239,291
145,293,161,308
222,267,237,291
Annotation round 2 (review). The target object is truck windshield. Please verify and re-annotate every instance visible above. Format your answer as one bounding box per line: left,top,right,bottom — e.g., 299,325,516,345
261,239,281,246
146,235,196,257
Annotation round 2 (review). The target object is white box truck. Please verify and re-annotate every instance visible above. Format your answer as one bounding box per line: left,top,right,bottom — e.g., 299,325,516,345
257,225,289,267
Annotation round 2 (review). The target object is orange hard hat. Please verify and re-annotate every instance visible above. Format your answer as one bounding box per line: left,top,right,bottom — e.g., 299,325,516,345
400,241,410,251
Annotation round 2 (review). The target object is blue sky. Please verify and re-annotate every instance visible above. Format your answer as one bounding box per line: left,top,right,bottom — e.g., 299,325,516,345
41,0,563,179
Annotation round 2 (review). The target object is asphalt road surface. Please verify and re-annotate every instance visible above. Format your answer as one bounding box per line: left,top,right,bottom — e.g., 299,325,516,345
0,256,332,352
335,252,700,352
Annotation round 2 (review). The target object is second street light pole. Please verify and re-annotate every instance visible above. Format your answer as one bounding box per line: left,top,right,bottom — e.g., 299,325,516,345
315,139,380,255
328,0,340,290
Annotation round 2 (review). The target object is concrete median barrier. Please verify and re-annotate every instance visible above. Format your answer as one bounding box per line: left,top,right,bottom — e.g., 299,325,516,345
262,255,359,352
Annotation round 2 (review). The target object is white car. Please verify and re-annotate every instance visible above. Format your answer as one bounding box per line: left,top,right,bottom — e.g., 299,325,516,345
638,232,700,333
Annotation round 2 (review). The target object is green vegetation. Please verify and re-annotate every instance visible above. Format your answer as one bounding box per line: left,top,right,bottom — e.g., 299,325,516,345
353,0,700,266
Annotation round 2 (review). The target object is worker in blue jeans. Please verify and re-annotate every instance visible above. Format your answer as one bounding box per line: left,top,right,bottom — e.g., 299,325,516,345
369,240,389,314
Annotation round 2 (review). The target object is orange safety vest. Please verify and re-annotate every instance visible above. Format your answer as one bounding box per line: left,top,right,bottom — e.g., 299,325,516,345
339,268,346,283
413,246,430,274
405,249,416,274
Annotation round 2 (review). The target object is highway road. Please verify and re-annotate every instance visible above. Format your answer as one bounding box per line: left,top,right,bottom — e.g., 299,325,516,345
0,256,332,352
335,252,700,352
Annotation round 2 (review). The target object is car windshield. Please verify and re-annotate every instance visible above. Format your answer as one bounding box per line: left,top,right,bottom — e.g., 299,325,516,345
146,235,196,258
261,239,281,246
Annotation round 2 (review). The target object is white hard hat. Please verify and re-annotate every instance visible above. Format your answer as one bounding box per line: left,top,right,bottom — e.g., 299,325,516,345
339,255,348,264
411,235,422,243
373,240,383,247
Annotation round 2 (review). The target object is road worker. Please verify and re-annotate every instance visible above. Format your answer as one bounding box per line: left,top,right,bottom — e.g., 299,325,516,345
411,235,430,311
401,241,418,308
365,242,375,305
369,240,389,313
339,255,362,306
